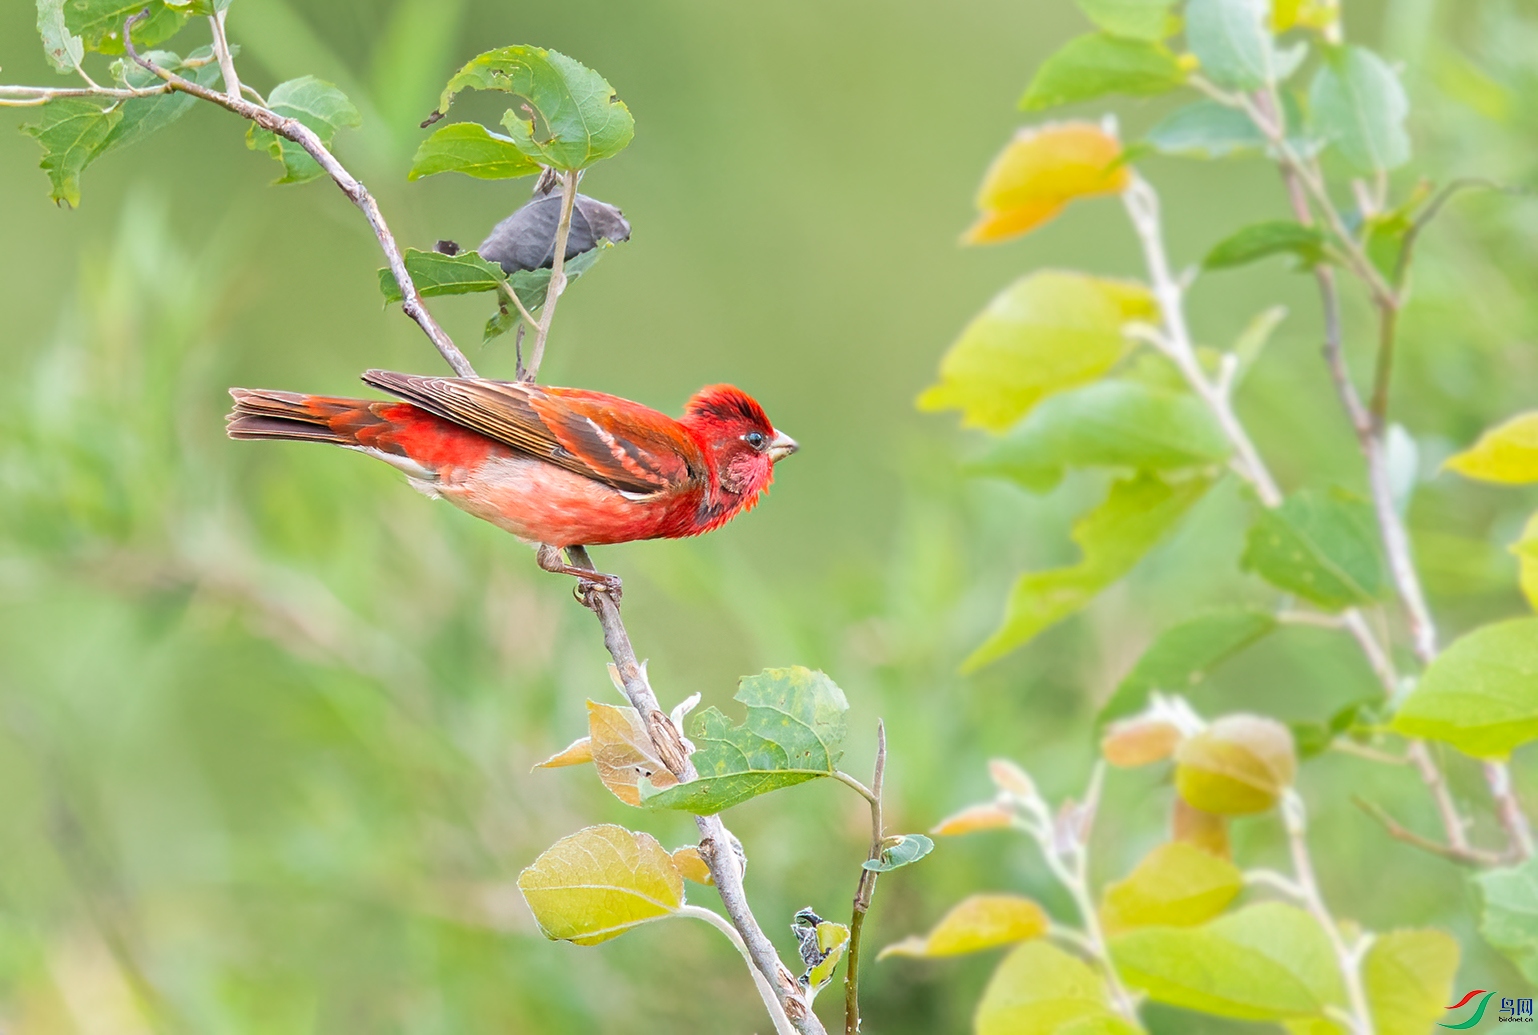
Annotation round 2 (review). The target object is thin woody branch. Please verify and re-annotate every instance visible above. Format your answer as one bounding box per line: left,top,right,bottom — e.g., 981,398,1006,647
844,720,886,1035
521,169,580,382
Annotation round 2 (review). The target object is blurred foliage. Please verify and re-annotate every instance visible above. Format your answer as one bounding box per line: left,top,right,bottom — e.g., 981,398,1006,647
0,0,1535,1032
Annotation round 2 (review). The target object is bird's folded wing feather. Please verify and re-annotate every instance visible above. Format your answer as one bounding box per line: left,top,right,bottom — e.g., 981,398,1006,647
362,370,697,496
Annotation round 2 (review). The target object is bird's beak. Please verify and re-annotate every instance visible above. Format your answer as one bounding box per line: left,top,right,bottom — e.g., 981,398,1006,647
767,430,799,462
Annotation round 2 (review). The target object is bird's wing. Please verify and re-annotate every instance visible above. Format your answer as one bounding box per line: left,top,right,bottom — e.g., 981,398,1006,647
362,370,698,496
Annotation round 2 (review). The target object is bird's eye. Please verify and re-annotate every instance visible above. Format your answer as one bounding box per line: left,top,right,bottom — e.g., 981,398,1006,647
744,431,767,450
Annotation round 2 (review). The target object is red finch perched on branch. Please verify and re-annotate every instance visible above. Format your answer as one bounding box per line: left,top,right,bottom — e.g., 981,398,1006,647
226,370,798,595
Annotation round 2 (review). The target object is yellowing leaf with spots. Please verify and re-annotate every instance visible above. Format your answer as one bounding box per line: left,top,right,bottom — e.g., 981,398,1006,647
1446,412,1538,484
966,122,1131,244
879,894,1048,959
919,271,1156,431
517,825,684,945
587,701,678,806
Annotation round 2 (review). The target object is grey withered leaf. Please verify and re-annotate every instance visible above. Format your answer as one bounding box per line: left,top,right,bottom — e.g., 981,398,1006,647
478,192,631,274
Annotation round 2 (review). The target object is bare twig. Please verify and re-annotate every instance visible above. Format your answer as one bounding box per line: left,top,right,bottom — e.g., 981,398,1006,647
0,83,172,105
844,721,886,1035
117,15,476,378
564,545,823,1034
522,170,580,381
208,9,241,101
1353,797,1502,867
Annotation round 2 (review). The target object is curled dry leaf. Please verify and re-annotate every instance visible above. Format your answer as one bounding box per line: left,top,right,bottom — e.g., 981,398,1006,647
932,803,1015,837
588,701,678,806
1102,718,1184,767
965,122,1131,245
879,894,1049,959
534,736,593,769
1174,714,1297,815
671,845,714,886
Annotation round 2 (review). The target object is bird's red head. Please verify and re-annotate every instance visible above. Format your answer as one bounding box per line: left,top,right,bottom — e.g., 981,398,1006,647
681,385,798,523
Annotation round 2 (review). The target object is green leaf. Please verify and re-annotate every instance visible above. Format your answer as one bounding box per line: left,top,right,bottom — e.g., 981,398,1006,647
1076,0,1178,40
977,941,1143,1035
95,51,221,160
246,76,362,185
1204,221,1328,270
964,472,1214,671
433,45,634,171
972,381,1231,493
1362,929,1459,1035
20,98,124,208
378,248,508,303
37,0,85,73
1241,488,1385,610
863,833,935,872
1111,902,1344,1020
64,0,187,54
880,895,1050,959
918,271,1157,432
1020,33,1185,111
1444,411,1538,484
1100,843,1243,934
1475,856,1538,983
480,244,612,345
1100,610,1277,728
1391,618,1538,759
1308,45,1410,173
1147,100,1266,157
1175,714,1297,815
516,824,684,946
1185,0,1277,91
407,121,542,181
640,667,848,814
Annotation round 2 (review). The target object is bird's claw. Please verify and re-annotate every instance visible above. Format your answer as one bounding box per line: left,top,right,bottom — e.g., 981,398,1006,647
574,572,623,610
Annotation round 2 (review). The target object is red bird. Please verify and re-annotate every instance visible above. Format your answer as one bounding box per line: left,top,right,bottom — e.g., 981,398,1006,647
226,370,798,592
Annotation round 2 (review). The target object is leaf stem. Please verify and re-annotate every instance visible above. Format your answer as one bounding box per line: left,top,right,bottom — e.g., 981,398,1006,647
679,905,797,1035
522,170,580,381
208,9,241,102
844,721,886,1035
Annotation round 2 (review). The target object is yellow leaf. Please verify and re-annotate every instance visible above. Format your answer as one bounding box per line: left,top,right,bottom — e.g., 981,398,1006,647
918,270,1156,431
1512,511,1538,611
517,824,684,946
1099,842,1243,935
1101,718,1183,767
671,845,714,886
932,803,1014,836
1445,412,1538,484
587,700,678,806
879,894,1049,959
806,921,850,995
534,736,592,769
977,941,1141,1035
1174,714,1297,816
1363,929,1459,1035
966,122,1130,245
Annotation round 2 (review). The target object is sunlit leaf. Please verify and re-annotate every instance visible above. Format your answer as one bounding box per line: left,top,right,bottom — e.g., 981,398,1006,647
640,667,848,814
1362,929,1459,1035
64,0,187,55
1273,0,1341,33
972,380,1230,493
932,803,1015,836
1175,714,1297,815
919,271,1156,432
1444,411,1538,484
1101,718,1183,767
671,845,714,886
379,248,507,303
863,833,935,872
1020,34,1185,112
1099,610,1277,728
1076,0,1178,41
1186,0,1279,90
977,941,1142,1035
1474,856,1538,983
965,122,1130,244
587,701,679,806
1100,842,1242,934
20,98,123,207
534,736,592,769
1111,902,1344,1020
432,45,634,171
1309,45,1410,173
408,122,542,181
246,76,362,184
1204,221,1327,271
879,894,1049,959
1241,488,1385,610
1514,512,1538,612
803,920,850,996
516,824,684,946
37,0,85,73
965,472,1214,671
1391,618,1538,759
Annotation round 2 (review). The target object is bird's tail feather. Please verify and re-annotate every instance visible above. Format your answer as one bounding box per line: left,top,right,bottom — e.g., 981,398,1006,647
226,388,385,446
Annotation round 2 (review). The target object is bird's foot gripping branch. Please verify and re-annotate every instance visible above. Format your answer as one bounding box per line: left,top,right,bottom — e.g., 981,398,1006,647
4,7,928,1033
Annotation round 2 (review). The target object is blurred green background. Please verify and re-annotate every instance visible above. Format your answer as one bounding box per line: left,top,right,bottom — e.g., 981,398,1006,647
2,0,1536,1031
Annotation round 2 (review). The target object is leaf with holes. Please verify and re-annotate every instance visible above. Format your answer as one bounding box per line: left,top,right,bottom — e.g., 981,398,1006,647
64,0,187,55
639,667,848,814
408,122,542,181
516,825,684,946
37,0,84,73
